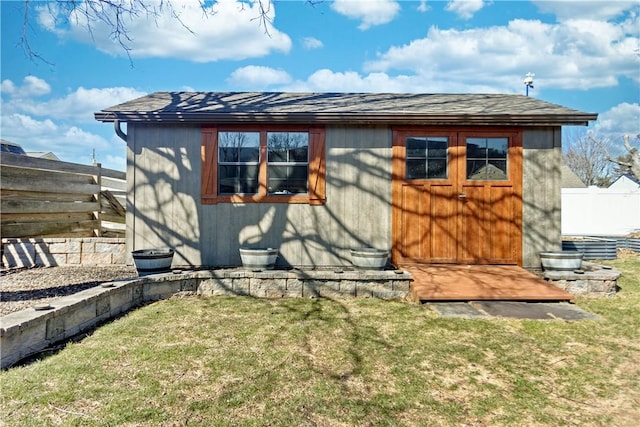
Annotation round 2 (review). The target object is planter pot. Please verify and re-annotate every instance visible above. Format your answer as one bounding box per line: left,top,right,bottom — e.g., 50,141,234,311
539,251,583,271
240,247,278,270
132,248,174,276
350,248,390,270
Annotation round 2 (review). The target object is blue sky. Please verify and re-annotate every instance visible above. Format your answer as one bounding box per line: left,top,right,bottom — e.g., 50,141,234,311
1,0,639,171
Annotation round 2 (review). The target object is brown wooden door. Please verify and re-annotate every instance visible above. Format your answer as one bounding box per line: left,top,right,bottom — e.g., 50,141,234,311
392,129,522,265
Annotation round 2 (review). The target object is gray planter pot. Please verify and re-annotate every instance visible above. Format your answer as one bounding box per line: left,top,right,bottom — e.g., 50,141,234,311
132,248,174,276
350,248,390,270
539,251,583,271
240,247,278,270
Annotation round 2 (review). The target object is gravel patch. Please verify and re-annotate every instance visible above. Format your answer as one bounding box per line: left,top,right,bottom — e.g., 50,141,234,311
1,266,138,316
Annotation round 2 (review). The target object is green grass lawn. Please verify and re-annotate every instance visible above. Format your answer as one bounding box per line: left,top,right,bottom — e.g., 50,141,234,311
2,255,639,426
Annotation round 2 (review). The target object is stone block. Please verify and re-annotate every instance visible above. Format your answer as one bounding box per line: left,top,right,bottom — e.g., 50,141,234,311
95,242,123,254
143,280,181,301
285,279,304,297
81,241,96,254
110,245,128,264
302,281,320,298
96,296,111,317
34,250,66,267
132,283,143,302
339,280,356,297
356,282,399,299
392,280,410,293
2,241,35,267
311,280,343,298
250,278,287,298
197,278,236,296
109,286,134,314
49,240,81,254
232,278,250,295
81,252,113,265
64,300,97,336
1,321,48,369
45,316,65,341
66,253,81,265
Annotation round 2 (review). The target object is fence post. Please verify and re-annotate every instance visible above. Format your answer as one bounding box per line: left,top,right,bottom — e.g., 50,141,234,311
95,163,102,237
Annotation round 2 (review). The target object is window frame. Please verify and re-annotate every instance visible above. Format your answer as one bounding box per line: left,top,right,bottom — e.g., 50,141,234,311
201,125,326,205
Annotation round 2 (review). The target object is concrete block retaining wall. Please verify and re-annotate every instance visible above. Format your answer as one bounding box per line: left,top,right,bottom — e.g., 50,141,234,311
0,269,410,369
2,238,127,268
543,263,622,297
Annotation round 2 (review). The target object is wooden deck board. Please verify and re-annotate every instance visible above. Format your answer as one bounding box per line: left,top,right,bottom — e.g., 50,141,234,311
403,264,574,302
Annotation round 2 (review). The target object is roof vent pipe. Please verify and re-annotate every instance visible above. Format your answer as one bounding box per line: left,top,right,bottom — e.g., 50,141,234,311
114,119,127,142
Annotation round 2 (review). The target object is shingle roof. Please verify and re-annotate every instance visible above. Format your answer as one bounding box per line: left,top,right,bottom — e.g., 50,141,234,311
94,92,597,126
561,165,586,188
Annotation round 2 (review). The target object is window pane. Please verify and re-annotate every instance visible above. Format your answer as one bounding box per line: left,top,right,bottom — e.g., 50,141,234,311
218,165,259,194
428,159,447,179
427,138,448,158
267,132,309,163
466,137,509,180
466,138,485,158
268,165,308,194
487,138,508,158
488,160,508,179
406,159,427,180
406,136,448,180
406,137,427,158
219,132,260,163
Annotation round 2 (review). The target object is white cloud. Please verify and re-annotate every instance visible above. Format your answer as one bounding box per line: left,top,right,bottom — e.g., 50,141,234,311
1,76,51,97
594,102,640,137
281,68,500,93
446,0,486,20
532,0,637,21
331,0,401,30
0,111,120,167
227,65,292,89
363,14,640,92
417,1,430,13
302,37,324,50
0,79,16,94
2,113,58,136
0,77,139,171
43,0,291,62
2,78,146,123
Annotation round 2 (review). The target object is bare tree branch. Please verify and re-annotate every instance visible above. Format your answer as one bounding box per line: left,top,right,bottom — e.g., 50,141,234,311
17,0,294,65
608,134,640,181
563,131,614,187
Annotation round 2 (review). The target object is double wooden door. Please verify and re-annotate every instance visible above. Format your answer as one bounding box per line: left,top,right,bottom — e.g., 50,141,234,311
392,129,523,265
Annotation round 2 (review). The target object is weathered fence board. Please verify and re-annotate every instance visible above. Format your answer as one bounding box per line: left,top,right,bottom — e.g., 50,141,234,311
1,199,100,214
0,153,126,238
2,219,100,238
1,165,99,194
0,189,96,202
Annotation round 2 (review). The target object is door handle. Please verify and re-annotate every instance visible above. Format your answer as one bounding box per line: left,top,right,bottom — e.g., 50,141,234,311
458,193,467,199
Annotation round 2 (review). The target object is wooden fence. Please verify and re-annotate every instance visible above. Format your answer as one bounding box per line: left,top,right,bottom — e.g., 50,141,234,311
1,152,126,239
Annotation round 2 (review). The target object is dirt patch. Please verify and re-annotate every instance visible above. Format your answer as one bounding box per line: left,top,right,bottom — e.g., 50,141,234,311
0,266,138,316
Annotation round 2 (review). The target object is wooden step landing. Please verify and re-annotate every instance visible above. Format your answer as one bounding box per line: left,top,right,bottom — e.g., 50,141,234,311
403,264,574,303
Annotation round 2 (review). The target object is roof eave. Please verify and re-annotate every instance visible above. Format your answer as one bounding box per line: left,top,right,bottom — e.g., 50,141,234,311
94,111,597,126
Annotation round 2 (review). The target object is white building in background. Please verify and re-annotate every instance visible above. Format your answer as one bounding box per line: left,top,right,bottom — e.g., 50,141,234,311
608,174,640,192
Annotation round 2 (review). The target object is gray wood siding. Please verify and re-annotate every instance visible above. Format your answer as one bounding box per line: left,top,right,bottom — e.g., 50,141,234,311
127,123,561,269
127,124,202,265
128,124,392,267
522,127,562,268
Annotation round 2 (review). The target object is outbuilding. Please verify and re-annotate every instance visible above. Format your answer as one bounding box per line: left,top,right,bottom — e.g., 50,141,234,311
95,92,597,270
